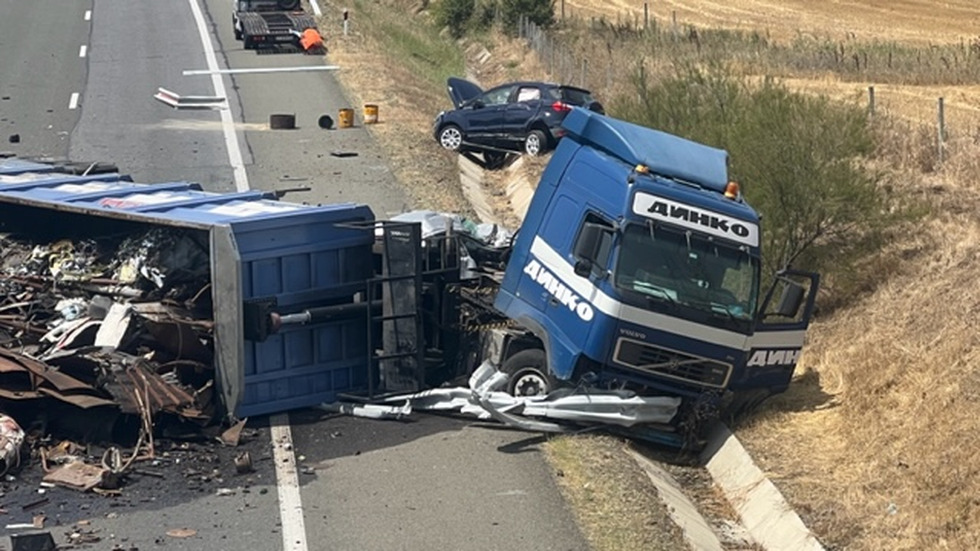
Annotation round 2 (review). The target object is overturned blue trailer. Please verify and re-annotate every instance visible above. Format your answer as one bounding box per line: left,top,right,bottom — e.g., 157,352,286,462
0,158,375,418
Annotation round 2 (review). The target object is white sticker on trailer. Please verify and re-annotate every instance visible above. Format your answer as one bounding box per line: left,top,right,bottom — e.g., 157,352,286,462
57,182,116,193
632,192,759,247
208,202,301,217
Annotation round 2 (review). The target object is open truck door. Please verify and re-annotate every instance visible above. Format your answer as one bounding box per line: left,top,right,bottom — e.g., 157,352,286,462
743,269,820,391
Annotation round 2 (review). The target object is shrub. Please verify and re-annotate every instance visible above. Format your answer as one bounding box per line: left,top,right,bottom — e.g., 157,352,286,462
433,0,476,39
498,0,554,32
613,64,911,303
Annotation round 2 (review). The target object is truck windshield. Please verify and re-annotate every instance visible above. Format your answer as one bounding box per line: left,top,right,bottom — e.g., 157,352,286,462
613,223,759,331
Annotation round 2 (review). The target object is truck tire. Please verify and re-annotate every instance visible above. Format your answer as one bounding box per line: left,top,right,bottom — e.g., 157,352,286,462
524,129,547,156
502,349,555,397
277,0,301,9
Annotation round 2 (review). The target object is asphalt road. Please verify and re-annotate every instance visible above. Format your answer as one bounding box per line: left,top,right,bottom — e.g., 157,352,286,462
0,1,591,550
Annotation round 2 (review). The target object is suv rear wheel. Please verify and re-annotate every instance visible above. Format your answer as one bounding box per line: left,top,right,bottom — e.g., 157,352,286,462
524,129,547,156
438,125,464,151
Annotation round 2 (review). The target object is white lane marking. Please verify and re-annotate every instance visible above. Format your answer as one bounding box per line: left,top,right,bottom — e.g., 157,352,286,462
183,65,339,76
68,93,80,110
79,45,87,58
310,0,322,16
84,10,91,21
188,0,304,548
188,0,248,192
271,414,308,551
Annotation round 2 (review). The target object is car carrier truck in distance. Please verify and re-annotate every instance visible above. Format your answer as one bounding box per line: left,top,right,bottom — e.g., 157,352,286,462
0,109,818,449
233,0,322,52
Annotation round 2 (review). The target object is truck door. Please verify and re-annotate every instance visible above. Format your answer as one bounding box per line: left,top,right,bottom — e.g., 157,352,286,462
744,269,820,389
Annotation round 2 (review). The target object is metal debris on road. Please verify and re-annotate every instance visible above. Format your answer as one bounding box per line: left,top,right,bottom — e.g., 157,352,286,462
0,226,228,495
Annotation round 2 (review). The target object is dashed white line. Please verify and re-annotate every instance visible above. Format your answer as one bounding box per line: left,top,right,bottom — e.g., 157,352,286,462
79,45,87,58
68,93,80,110
84,10,91,21
310,0,322,16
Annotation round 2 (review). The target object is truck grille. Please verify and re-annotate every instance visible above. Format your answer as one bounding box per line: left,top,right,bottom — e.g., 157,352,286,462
613,338,731,389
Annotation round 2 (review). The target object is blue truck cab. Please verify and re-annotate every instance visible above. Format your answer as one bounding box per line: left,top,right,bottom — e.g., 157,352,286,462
494,109,819,433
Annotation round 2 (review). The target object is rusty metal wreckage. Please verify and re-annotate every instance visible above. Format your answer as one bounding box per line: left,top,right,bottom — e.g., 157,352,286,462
0,227,233,494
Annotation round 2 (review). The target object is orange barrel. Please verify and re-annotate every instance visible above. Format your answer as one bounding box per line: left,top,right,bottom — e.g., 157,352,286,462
338,108,354,128
363,104,379,124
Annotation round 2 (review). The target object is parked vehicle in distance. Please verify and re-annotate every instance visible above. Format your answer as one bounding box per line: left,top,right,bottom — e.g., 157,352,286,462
433,77,604,165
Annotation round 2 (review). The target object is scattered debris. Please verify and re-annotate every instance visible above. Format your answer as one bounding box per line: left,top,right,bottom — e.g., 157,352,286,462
269,113,297,130
317,114,333,129
329,151,358,158
20,497,48,511
219,419,248,446
165,528,197,538
0,226,234,499
234,451,253,474
324,361,681,434
0,414,24,475
153,88,227,110
42,461,109,493
9,530,55,551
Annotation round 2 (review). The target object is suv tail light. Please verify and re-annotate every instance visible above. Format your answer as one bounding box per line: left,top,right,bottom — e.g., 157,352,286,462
551,101,572,113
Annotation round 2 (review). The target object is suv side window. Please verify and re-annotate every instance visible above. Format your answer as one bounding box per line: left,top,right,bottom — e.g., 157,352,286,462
482,85,517,106
516,86,541,103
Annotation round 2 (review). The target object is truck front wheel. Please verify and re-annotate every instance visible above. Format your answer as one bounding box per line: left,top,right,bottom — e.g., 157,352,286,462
503,349,555,397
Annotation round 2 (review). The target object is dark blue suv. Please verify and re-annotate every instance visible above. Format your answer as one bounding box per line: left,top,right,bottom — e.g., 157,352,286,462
433,78,604,165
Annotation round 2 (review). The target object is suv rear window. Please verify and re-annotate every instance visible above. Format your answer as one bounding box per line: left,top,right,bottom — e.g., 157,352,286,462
558,87,595,106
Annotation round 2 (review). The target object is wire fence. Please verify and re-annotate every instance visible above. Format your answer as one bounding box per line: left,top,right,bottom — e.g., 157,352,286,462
513,13,980,165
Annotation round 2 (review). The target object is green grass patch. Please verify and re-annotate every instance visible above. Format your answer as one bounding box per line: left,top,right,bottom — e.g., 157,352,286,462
350,0,465,87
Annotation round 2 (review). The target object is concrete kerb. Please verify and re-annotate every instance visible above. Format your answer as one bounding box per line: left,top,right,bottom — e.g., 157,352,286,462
457,154,826,551
628,449,726,551
702,425,825,551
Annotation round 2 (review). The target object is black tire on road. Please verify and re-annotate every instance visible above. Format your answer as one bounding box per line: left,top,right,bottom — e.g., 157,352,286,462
502,349,556,397
438,124,464,152
524,129,547,156
277,0,301,9
269,114,297,130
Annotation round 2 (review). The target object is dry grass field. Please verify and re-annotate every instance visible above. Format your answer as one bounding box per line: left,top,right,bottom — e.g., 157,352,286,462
553,1,980,549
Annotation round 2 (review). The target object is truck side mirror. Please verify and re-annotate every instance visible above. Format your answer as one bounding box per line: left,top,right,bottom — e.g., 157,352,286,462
573,259,593,278
774,281,805,318
572,222,607,277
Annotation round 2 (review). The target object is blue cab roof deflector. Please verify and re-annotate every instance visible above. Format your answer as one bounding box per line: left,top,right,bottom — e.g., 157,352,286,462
560,108,730,193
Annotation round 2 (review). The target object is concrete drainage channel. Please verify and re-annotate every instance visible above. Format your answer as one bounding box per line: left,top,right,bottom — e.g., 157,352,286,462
456,154,826,551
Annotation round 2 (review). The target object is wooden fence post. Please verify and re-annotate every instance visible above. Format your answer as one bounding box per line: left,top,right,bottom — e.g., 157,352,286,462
938,97,946,164
868,86,875,118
